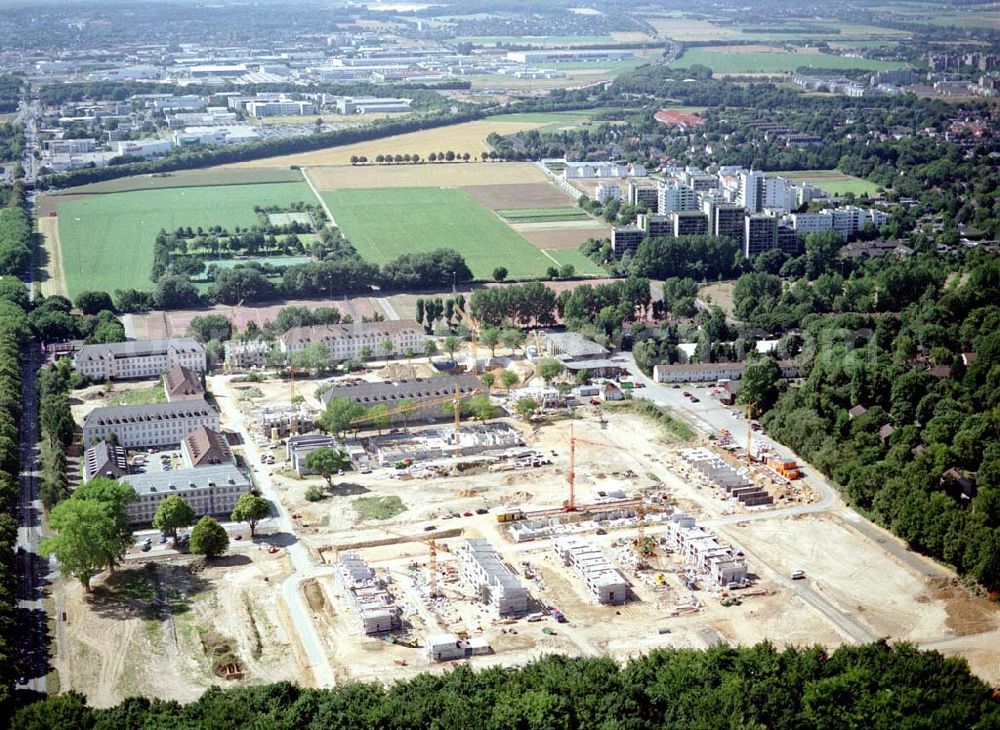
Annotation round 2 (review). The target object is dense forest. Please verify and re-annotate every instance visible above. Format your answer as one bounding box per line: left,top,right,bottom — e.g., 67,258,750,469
11,642,1000,729
759,253,1000,588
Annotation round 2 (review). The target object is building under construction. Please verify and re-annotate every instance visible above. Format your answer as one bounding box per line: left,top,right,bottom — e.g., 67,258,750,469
664,513,749,587
680,447,773,507
336,552,402,634
256,404,315,438
553,536,628,605
366,422,522,466
457,539,529,616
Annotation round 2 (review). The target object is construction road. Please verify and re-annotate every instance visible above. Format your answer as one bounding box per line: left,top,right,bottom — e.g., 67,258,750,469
211,377,337,688
618,352,953,644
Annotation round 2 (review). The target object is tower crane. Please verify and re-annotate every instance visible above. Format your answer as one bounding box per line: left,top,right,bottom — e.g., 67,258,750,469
223,298,244,374
377,527,444,598
565,423,617,512
452,306,481,373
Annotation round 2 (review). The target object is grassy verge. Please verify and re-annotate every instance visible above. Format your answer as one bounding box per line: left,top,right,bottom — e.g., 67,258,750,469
353,495,406,521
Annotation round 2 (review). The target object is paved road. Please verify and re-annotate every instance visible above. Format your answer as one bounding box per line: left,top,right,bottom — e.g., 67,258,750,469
211,377,337,687
15,160,49,692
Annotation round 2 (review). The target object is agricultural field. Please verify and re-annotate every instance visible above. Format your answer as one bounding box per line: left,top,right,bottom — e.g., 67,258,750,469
673,47,907,74
53,181,314,297
306,161,551,190
225,120,550,168
53,167,303,195
322,187,560,279
772,169,881,196
497,207,590,223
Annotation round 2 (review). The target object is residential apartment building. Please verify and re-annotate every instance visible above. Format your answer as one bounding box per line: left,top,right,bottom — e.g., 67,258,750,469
611,226,645,258
657,180,698,214
673,210,708,237
82,399,220,448
627,182,659,210
74,337,207,382
279,321,422,362
652,360,799,384
636,213,673,239
738,170,765,213
553,536,628,605
595,183,621,203
457,539,529,616
744,212,778,257
709,202,746,241
123,463,251,526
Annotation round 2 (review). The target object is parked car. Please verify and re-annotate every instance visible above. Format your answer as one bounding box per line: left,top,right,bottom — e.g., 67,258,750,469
682,392,691,397
475,508,488,515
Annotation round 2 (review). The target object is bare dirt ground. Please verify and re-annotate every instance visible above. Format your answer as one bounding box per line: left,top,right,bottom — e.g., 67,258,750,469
306,161,549,190
57,366,1000,699
519,227,611,250
461,182,572,210
54,550,295,708
225,121,548,168
229,398,996,685
128,296,383,340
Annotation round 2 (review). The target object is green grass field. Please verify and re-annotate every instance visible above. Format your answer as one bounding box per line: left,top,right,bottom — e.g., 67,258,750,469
771,169,880,196
674,48,906,74
497,207,589,222
322,187,559,279
57,181,313,297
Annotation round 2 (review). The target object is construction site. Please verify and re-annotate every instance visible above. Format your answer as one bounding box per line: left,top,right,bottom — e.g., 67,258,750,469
50,355,1000,703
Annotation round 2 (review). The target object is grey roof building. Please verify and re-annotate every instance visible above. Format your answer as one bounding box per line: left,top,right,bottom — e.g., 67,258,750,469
82,399,220,449
122,463,252,525
83,441,130,481
74,337,206,382
319,375,483,425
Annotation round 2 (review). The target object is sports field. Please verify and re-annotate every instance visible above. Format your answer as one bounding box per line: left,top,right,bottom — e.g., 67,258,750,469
674,47,906,74
322,187,600,279
771,169,880,196
55,181,313,297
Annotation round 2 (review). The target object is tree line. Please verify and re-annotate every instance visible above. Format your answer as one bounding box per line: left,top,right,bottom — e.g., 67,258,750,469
12,641,1000,728
0,271,29,714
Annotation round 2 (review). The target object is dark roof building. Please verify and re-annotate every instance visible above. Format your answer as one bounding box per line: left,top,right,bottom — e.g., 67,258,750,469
181,425,234,468
163,363,204,401
83,440,130,481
